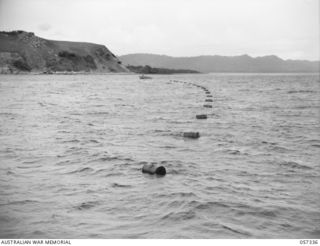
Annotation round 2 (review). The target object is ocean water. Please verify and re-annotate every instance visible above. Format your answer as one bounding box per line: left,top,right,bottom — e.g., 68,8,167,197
0,73,319,238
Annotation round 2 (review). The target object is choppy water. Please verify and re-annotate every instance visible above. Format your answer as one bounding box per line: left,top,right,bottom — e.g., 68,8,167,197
0,73,319,238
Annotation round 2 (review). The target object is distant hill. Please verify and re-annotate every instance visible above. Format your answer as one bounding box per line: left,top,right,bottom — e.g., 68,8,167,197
120,53,319,73
127,65,199,74
0,30,129,73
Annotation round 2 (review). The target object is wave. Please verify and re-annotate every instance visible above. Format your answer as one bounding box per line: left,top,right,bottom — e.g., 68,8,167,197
89,139,99,143
280,161,312,170
114,104,134,107
92,156,134,162
66,167,94,174
267,145,290,153
111,183,132,188
6,170,15,175
3,199,40,206
0,112,14,116
68,112,81,116
103,172,123,177
307,139,320,149
293,105,318,109
167,120,193,124
261,141,277,145
65,146,86,153
243,208,278,218
55,160,72,166
225,149,241,155
311,144,320,148
57,130,70,133
288,90,316,94
75,201,99,210
150,129,184,137
221,224,252,237
159,145,177,149
160,209,197,221
21,159,40,164
0,215,12,223
99,156,121,161
17,165,42,169
156,192,198,200
196,201,229,210
31,230,46,236
309,229,320,237
87,111,110,115
62,139,80,143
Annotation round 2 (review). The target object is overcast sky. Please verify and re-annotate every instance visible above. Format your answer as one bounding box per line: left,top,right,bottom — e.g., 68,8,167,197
0,0,319,60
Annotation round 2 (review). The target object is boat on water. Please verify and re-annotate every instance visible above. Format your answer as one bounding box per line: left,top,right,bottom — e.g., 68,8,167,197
139,74,152,79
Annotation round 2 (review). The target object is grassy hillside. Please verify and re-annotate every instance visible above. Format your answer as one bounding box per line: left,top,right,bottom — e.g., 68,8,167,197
0,30,129,73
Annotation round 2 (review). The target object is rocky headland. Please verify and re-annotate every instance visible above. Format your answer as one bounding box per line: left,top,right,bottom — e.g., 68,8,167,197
0,30,129,74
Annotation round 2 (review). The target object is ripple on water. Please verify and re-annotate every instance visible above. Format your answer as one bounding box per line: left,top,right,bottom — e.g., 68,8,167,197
111,183,133,188
75,201,100,210
66,167,94,175
279,161,312,170
160,209,197,222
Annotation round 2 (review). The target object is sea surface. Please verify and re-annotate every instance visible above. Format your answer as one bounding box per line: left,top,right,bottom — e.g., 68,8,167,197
0,73,319,238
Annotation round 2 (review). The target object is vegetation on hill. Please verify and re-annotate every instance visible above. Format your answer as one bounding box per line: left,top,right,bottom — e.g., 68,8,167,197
12,60,31,71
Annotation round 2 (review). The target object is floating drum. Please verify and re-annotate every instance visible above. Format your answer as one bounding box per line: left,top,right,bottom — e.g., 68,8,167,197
207,95,213,97
205,99,213,102
183,132,200,139
196,114,207,119
142,163,166,176
204,105,212,108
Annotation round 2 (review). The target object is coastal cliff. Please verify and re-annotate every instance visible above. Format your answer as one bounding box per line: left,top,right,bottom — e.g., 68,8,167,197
0,31,129,74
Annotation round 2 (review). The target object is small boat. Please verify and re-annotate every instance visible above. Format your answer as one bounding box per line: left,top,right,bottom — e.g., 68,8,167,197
139,74,152,79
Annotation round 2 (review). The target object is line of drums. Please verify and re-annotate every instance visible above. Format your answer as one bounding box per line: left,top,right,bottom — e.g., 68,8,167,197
170,80,213,139
142,79,212,176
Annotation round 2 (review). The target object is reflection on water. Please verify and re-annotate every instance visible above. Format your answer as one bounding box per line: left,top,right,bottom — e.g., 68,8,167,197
0,73,319,238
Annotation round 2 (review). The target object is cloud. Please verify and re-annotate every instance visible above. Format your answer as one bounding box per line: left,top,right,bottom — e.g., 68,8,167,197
0,0,318,60
38,23,51,32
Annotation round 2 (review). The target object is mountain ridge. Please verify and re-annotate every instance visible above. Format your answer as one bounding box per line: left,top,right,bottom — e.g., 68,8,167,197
120,53,319,73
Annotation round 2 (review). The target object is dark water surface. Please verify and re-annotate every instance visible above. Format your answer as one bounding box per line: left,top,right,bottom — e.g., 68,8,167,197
0,73,319,238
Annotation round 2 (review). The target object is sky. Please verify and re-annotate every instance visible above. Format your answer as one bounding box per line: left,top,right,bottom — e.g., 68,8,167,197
0,0,319,60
